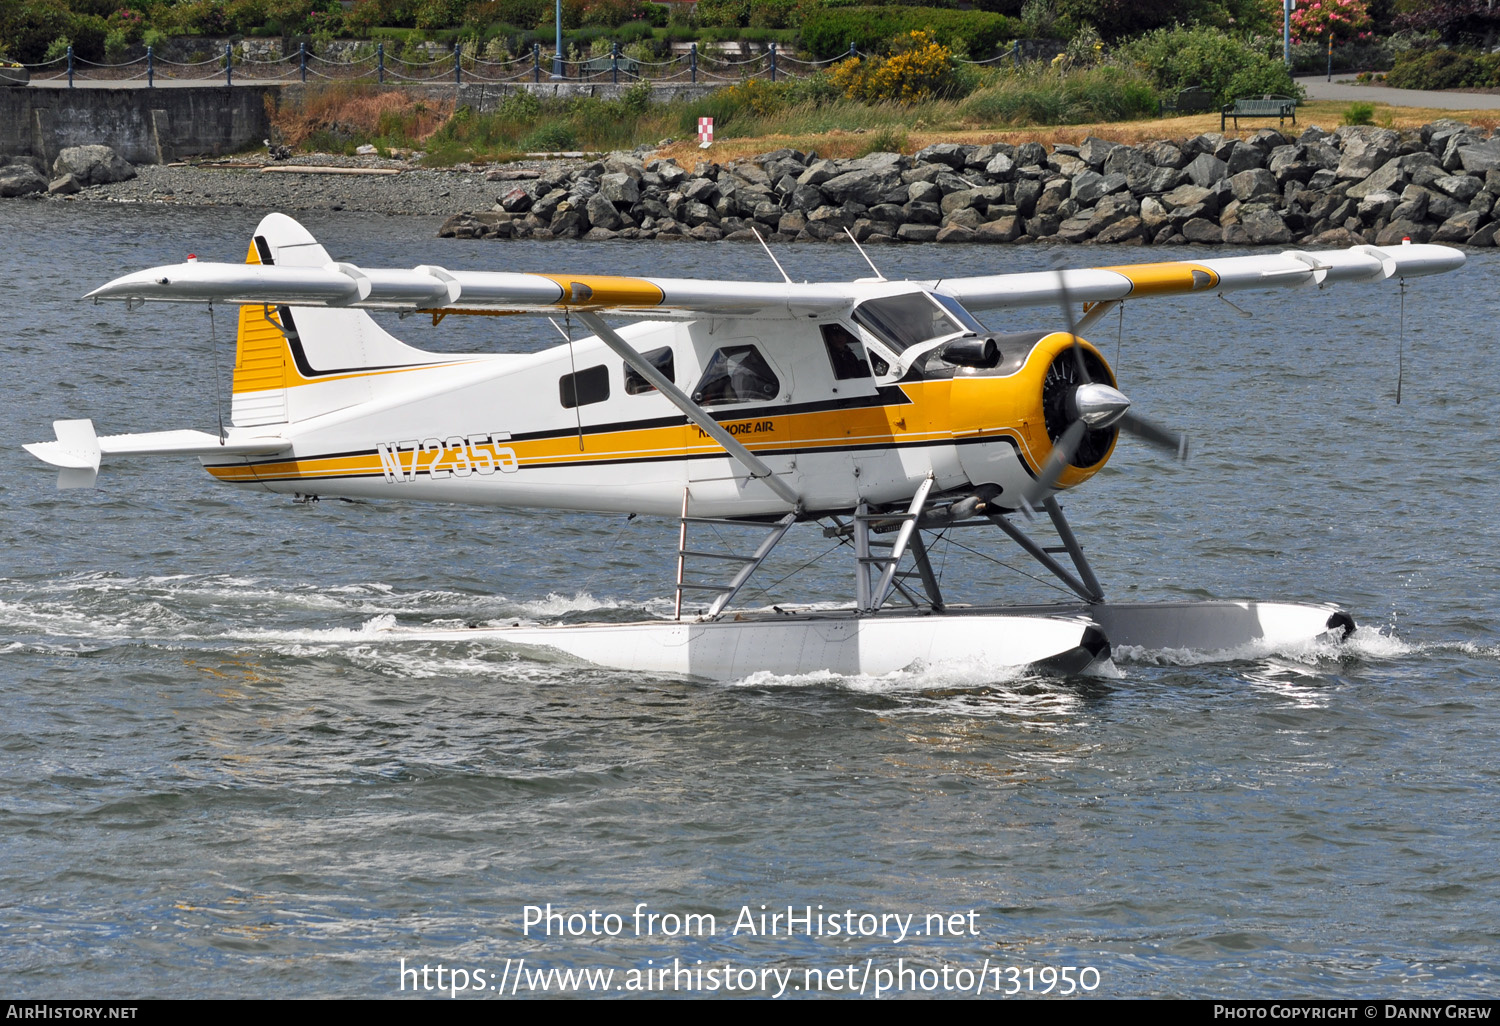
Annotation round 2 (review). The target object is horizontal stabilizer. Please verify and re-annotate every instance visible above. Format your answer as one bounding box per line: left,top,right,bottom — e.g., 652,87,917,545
25,419,288,490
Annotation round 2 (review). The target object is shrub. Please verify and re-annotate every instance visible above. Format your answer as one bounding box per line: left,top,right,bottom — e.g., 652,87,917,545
107,6,145,42
160,0,233,34
519,119,578,150
1054,0,1259,39
691,77,796,127
748,0,800,29
1118,23,1300,105
224,0,269,32
1386,47,1489,90
103,26,129,61
859,124,909,154
800,6,1022,59
42,34,72,62
695,0,750,27
829,30,962,102
414,0,466,29
960,61,1158,124
1342,100,1375,125
0,0,80,62
1285,35,1393,74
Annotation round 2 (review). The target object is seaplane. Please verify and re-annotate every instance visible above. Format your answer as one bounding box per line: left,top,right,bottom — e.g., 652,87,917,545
26,213,1465,679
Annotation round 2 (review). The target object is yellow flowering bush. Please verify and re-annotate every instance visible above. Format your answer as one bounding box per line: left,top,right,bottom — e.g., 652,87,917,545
829,31,958,103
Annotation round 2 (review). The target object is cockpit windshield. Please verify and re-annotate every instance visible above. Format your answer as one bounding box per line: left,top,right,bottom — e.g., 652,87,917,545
851,292,975,352
931,293,987,334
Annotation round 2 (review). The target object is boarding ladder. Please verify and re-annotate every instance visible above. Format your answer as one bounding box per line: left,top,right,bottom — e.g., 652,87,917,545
851,475,936,613
673,489,796,621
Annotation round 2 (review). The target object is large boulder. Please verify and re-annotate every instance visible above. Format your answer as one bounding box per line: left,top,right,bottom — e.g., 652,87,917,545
1335,127,1400,180
53,145,136,186
1431,210,1485,243
1345,158,1407,200
821,169,898,207
0,163,47,197
1456,140,1500,174
914,143,970,169
1228,168,1279,203
598,171,639,206
1077,136,1122,169
1184,152,1229,188
585,192,622,230
975,215,1024,243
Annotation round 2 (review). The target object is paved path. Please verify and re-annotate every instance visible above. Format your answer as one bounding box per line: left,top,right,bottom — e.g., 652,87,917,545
1296,74,1500,110
27,77,280,88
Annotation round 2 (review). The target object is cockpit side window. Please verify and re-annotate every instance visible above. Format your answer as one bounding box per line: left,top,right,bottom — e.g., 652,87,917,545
851,293,965,352
623,346,675,395
691,345,780,405
820,324,873,381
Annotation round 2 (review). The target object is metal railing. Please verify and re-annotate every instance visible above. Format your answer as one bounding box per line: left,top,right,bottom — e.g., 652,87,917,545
15,41,872,87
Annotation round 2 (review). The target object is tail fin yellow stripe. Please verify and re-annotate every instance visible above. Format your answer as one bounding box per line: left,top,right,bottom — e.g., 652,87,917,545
232,240,290,395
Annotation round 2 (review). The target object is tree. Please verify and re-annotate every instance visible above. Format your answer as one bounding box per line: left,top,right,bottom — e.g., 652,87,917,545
1397,0,1500,48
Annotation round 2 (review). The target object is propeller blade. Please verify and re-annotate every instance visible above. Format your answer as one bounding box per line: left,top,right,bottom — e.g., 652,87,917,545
1019,419,1086,517
1053,259,1090,384
1118,409,1189,461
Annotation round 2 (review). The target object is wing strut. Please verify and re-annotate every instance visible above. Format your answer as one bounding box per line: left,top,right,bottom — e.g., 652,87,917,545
575,311,801,508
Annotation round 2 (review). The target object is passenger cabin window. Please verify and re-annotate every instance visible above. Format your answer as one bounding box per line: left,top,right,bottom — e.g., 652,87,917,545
560,364,610,409
821,324,873,381
623,347,675,395
851,293,966,352
691,345,780,405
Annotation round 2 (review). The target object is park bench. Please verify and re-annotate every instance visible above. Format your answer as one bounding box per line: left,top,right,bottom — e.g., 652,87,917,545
1221,95,1297,131
580,54,641,81
1159,85,1213,117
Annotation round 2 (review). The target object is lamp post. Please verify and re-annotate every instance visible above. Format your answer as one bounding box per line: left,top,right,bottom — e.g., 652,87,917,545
1283,0,1294,67
552,0,564,78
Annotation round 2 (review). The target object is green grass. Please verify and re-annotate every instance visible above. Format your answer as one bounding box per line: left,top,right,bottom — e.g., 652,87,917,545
959,64,1159,127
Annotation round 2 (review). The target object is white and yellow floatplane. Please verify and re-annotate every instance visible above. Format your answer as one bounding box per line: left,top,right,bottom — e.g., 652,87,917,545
26,214,1464,679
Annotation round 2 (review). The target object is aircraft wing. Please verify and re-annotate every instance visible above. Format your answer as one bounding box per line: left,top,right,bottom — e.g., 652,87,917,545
85,262,863,317
931,243,1466,311
83,207,1463,319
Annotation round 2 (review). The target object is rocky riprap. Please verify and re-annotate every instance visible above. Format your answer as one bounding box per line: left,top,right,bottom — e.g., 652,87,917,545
0,145,137,198
439,120,1500,247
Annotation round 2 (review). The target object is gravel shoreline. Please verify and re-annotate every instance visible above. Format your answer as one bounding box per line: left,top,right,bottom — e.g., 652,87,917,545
27,153,594,216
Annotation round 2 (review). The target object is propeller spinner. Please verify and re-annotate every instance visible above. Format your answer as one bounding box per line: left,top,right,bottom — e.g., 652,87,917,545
1017,269,1189,513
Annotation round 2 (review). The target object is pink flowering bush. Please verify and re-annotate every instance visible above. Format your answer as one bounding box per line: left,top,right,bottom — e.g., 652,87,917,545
1265,0,1373,44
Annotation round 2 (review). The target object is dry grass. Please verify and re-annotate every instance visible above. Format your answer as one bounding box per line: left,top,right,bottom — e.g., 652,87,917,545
656,99,1500,166
267,84,453,148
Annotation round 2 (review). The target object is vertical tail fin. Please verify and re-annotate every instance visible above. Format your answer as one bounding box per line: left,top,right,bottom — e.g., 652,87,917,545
230,213,462,427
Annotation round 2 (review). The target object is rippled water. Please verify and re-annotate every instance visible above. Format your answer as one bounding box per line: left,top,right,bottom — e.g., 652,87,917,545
2,203,1497,998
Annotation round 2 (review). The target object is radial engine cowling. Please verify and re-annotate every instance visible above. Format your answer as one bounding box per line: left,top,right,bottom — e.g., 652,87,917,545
946,330,1122,501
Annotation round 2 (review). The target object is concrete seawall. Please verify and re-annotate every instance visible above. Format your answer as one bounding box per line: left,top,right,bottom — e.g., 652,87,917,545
2,81,715,165
2,86,279,165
